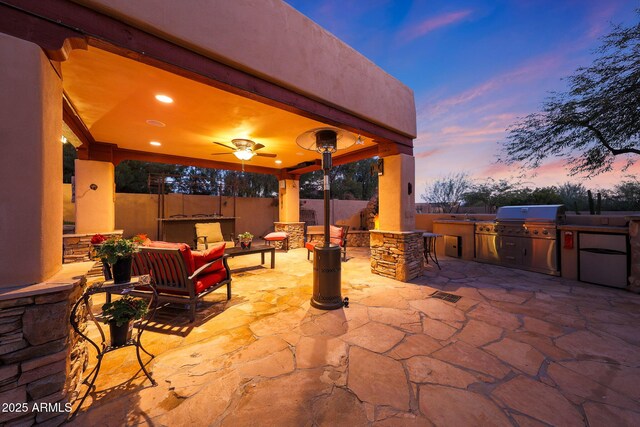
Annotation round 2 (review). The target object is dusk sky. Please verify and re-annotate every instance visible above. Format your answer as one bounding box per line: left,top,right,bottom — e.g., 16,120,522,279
285,0,639,193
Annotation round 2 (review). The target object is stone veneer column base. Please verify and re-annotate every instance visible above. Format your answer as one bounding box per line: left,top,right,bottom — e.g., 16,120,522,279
628,217,640,293
370,230,424,282
274,222,305,249
0,262,92,426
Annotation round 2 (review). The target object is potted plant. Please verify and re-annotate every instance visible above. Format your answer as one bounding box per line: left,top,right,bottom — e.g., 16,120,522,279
95,236,139,284
237,231,254,249
101,295,148,347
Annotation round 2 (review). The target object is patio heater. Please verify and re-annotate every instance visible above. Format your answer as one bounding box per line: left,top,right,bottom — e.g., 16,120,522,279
296,127,356,309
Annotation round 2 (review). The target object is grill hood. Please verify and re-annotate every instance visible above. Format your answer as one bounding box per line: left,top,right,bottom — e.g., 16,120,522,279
496,205,566,223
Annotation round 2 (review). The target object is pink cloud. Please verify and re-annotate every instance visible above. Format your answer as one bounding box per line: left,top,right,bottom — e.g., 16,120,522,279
415,148,442,159
399,10,472,42
423,52,566,118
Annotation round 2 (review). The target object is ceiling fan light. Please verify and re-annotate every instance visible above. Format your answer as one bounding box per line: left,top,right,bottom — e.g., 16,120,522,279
233,150,255,161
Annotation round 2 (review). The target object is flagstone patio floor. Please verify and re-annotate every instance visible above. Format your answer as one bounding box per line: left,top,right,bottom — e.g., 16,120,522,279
70,247,640,426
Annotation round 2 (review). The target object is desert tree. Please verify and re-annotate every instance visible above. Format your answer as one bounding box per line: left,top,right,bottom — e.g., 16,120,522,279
421,173,472,213
501,12,640,176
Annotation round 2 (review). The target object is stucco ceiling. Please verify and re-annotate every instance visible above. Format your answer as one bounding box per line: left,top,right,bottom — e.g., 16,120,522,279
61,46,375,170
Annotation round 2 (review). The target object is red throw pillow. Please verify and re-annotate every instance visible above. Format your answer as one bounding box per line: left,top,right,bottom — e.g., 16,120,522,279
192,242,226,275
330,226,344,246
146,241,195,274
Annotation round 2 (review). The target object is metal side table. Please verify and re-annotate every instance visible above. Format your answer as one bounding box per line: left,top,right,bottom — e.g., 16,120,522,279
422,232,443,270
69,276,158,417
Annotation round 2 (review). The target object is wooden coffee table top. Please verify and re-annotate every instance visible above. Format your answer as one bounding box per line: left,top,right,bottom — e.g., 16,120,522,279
225,244,274,256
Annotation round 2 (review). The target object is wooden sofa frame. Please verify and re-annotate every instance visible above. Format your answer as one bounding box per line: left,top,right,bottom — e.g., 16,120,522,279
128,247,232,322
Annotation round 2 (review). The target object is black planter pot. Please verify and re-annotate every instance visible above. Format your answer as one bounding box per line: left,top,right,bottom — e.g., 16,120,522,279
240,240,252,250
109,320,132,347
111,256,133,284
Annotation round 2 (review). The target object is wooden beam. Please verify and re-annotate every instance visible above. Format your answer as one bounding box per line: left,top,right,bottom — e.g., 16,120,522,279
377,141,413,157
62,95,95,147
112,148,280,175
285,160,322,176
0,0,414,147
333,145,380,166
0,2,87,60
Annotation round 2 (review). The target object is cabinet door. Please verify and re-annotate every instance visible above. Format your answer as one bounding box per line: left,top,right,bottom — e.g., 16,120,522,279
521,238,557,273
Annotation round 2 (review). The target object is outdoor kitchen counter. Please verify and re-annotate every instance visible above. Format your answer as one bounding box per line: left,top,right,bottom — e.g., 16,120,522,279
558,224,629,234
559,224,630,282
432,220,479,260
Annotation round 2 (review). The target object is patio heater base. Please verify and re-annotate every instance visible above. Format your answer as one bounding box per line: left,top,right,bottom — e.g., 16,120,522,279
311,244,343,310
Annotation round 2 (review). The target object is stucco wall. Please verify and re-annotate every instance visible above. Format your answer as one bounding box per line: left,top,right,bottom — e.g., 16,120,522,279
67,192,371,240
0,34,62,287
75,0,416,138
74,159,115,234
114,194,278,240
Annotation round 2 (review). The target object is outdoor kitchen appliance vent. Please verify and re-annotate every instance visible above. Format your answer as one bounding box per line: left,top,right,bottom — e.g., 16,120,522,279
430,291,462,303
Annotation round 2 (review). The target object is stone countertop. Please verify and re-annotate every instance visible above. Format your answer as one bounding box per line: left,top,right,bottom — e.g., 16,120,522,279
558,224,629,234
433,219,489,225
0,261,93,301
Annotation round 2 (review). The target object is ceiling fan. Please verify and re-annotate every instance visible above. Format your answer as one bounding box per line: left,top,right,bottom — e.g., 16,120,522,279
211,139,277,161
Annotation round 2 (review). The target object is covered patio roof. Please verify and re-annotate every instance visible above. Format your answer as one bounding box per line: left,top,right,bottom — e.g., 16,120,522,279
61,45,378,174
2,0,417,176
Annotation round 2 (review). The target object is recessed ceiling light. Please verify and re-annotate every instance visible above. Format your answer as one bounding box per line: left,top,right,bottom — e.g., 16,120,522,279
155,94,173,103
150,141,161,146
275,160,282,164
146,119,166,127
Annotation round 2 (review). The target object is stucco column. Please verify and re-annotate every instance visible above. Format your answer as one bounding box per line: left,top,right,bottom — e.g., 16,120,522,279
278,179,300,222
371,153,423,281
0,34,63,287
378,154,416,231
74,159,115,234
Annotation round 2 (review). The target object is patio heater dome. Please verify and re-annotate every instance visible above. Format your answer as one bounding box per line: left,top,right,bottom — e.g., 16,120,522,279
295,127,357,153
296,127,357,310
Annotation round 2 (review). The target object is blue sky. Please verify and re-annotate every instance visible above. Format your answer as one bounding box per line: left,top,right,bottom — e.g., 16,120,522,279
285,0,639,192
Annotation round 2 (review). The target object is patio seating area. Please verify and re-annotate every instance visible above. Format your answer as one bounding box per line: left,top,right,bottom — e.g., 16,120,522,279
71,248,640,426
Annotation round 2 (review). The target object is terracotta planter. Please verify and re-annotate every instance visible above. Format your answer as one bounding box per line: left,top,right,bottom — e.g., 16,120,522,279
109,320,132,347
111,256,133,284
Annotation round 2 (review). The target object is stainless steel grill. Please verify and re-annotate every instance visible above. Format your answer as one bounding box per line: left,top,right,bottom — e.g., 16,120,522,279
475,205,565,275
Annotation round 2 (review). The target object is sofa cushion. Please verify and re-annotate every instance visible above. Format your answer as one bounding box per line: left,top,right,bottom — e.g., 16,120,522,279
192,242,226,274
264,232,288,241
195,222,224,250
145,241,195,274
330,225,344,246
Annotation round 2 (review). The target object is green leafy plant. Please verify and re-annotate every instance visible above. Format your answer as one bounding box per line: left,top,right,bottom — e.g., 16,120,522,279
95,237,139,264
237,231,254,241
101,295,148,327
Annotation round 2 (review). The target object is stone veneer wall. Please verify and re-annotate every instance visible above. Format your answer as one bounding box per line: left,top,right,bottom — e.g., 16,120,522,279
63,231,122,277
63,231,123,264
628,217,640,293
0,276,88,426
274,222,304,249
370,231,424,282
347,231,370,247
309,230,370,247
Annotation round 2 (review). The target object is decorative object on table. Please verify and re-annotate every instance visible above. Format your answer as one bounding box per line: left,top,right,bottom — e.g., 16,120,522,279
101,295,148,347
132,233,151,246
237,231,254,249
94,236,139,284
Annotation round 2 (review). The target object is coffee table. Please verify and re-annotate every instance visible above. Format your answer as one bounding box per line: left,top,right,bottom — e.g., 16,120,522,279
225,244,276,268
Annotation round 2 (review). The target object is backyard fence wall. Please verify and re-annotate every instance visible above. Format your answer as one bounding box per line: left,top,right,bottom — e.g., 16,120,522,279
63,185,372,240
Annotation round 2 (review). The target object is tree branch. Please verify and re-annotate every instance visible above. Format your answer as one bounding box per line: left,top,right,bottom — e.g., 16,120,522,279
579,120,640,155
